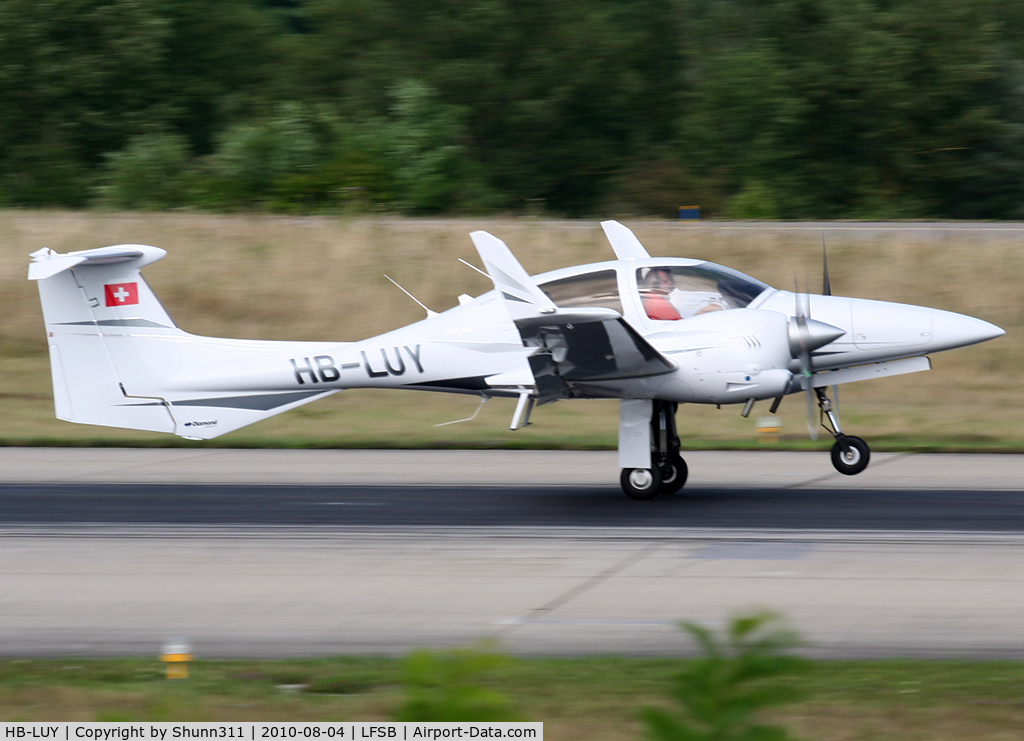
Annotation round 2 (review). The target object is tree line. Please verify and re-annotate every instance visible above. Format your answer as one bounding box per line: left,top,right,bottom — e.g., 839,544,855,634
2,0,1023,218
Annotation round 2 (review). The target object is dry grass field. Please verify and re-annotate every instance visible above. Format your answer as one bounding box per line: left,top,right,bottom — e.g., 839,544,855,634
0,211,1020,449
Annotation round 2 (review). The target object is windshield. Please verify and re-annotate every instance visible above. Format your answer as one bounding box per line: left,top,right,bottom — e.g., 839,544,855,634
636,265,768,321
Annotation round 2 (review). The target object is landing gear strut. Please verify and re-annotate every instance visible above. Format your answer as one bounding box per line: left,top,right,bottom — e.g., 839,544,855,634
619,399,687,499
815,387,870,475
653,400,687,494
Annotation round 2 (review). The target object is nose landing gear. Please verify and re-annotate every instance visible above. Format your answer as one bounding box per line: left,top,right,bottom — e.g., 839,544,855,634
816,387,870,475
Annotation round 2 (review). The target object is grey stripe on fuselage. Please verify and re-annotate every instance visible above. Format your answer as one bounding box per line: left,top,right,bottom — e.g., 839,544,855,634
122,391,328,411
56,319,173,328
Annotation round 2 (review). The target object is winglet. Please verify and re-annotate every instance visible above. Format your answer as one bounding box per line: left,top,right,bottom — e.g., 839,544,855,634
601,220,650,261
470,231,557,320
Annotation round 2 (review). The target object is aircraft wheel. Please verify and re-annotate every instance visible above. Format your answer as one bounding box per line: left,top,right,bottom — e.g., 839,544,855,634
831,435,870,476
621,467,662,500
659,454,688,494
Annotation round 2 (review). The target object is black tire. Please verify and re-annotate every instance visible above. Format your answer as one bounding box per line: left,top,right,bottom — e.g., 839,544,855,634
831,435,870,475
621,467,662,500
659,454,688,494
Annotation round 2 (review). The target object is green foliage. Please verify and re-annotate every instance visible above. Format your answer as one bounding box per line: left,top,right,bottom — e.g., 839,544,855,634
680,0,1024,218
296,0,684,214
642,611,808,741
392,646,522,722
98,132,194,209
724,183,781,221
3,0,1024,216
383,80,495,213
0,0,170,205
206,103,320,207
190,103,394,211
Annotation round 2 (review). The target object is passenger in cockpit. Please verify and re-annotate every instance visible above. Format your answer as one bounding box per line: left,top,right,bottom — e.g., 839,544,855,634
641,268,682,320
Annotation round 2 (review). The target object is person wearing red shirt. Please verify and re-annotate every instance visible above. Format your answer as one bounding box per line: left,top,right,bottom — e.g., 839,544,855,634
641,268,681,320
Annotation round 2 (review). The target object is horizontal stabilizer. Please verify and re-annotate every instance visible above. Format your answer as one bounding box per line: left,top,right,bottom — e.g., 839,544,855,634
601,221,650,261
29,245,165,280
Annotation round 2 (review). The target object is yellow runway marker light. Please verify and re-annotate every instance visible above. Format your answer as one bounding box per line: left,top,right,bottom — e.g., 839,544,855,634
756,415,782,443
161,640,192,679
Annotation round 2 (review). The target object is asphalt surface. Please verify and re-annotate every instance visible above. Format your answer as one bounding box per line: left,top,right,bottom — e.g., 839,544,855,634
2,482,1024,531
2,450,1024,658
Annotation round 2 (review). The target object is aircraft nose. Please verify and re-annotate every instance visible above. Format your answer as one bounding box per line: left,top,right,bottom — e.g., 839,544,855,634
929,309,1005,352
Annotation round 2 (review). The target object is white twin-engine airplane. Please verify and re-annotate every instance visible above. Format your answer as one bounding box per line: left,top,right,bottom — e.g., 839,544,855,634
30,221,1003,499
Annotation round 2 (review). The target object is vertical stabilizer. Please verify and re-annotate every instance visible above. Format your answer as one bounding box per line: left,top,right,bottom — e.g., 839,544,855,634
31,245,180,433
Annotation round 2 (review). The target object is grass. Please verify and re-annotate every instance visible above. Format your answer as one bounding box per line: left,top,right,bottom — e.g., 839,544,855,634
0,212,1020,450
1,657,1024,740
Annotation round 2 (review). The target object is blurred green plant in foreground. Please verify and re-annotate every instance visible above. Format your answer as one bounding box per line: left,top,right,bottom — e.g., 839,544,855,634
393,644,522,722
643,611,808,741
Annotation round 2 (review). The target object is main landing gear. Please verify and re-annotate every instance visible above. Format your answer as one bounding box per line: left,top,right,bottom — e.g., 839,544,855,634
617,389,871,499
619,399,687,500
814,387,870,475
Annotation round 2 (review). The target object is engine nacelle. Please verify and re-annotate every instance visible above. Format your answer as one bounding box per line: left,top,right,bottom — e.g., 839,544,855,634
647,309,798,404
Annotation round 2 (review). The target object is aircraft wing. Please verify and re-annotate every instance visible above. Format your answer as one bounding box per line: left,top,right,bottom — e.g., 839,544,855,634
518,314,675,402
471,231,559,320
471,230,674,403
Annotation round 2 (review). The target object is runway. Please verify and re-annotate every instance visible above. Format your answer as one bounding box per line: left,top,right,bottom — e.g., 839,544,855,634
3,483,1024,530
1,449,1023,659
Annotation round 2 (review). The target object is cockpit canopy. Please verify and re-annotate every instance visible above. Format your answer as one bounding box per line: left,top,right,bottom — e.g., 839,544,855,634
536,262,770,322
635,264,768,320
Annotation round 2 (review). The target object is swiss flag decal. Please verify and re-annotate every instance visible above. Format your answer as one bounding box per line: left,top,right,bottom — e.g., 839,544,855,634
105,282,140,307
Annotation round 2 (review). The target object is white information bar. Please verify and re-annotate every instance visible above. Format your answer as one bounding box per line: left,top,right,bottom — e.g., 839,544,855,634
0,725,542,741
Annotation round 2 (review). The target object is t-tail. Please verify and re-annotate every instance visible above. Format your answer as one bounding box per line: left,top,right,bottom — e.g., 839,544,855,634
30,246,343,439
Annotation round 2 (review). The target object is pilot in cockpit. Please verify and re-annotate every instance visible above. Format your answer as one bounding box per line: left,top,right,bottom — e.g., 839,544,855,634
640,267,729,320
640,268,682,320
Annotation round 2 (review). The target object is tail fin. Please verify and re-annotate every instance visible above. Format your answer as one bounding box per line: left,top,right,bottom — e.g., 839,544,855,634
30,246,337,439
31,245,183,434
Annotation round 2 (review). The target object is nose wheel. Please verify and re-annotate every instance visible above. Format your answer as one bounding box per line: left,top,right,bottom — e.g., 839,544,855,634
831,435,870,475
815,388,871,475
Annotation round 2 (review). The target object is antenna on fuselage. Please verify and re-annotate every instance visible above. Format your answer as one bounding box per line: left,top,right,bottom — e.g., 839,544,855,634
383,274,438,318
457,257,490,278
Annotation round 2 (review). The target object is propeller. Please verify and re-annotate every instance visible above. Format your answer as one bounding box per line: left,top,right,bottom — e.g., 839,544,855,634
792,280,818,440
822,237,840,430
789,266,845,441
822,237,832,297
